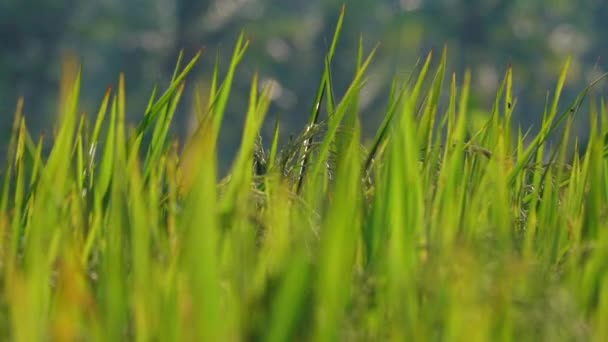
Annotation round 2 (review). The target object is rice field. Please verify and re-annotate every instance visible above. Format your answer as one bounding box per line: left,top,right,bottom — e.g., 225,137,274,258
1,9,608,341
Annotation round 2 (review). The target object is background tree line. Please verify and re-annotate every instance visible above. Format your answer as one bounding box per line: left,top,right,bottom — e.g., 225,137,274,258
1,0,607,168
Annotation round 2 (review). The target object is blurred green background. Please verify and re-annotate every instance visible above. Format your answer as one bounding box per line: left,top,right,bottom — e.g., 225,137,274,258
1,0,607,169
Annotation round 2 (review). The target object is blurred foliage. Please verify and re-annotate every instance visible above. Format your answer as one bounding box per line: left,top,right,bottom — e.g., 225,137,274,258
1,0,608,167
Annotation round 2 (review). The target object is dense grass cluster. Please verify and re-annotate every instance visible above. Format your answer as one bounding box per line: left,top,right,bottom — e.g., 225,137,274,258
2,10,608,341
